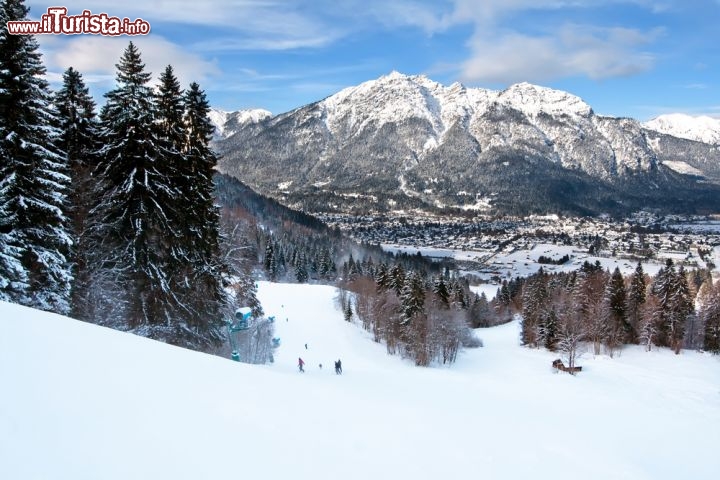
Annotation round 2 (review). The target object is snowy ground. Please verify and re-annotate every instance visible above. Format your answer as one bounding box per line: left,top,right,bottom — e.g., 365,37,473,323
385,243,671,283
2,282,718,480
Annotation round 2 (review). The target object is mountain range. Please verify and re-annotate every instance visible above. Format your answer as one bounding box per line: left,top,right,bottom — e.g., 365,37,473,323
213,72,720,216
208,108,272,140
643,114,720,145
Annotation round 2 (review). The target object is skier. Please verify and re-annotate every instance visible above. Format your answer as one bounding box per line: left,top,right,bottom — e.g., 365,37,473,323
305,343,308,349
335,359,342,375
298,357,305,373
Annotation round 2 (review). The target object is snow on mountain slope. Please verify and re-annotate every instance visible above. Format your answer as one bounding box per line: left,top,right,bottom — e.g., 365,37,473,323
2,283,718,480
319,72,591,141
498,81,592,118
216,72,720,215
644,113,720,145
209,107,272,139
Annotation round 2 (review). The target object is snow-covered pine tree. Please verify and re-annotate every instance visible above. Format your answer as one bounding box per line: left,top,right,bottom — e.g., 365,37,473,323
498,280,511,307
468,292,492,328
375,262,391,293
521,273,548,347
400,271,425,325
651,261,674,347
92,43,193,343
344,299,353,321
602,267,630,351
294,252,308,283
701,281,720,354
625,262,646,344
0,0,71,312
54,67,101,319
669,265,692,353
389,263,405,296
175,78,226,342
433,275,450,308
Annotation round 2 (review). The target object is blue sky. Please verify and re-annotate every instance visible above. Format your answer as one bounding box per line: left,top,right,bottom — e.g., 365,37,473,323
28,0,720,120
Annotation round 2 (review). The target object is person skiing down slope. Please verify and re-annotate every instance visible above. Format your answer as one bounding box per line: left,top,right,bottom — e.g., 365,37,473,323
298,357,305,373
334,359,342,375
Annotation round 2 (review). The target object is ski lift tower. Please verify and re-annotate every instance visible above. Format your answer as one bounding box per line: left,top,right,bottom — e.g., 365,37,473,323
227,307,252,361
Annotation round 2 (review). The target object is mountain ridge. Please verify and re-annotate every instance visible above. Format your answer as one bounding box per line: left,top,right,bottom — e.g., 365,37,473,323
644,113,720,145
208,107,272,140
214,72,720,216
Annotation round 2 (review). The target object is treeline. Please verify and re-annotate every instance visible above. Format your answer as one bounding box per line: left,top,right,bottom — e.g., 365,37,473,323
338,264,502,366
537,254,570,265
0,2,248,351
517,260,720,367
215,173,462,286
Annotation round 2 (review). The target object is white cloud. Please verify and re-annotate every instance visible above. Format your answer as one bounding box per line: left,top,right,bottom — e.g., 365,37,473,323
29,0,672,86
460,25,659,84
684,83,708,89
29,1,348,52
40,35,220,89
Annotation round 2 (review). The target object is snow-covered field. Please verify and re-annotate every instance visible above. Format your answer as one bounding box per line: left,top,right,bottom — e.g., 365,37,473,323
2,282,718,479
385,242,670,283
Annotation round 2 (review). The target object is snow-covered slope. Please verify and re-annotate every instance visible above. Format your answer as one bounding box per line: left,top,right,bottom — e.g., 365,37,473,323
644,113,720,145
2,283,718,480
208,107,272,139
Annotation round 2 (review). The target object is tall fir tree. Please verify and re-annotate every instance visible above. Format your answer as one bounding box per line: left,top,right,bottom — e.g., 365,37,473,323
154,66,196,324
701,281,720,354
603,267,631,347
433,275,450,307
669,265,692,353
625,262,646,344
180,81,226,339
0,0,71,312
521,274,548,347
54,67,100,319
92,43,185,339
400,271,425,325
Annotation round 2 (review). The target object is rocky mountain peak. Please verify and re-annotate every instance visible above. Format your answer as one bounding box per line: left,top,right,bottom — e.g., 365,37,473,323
644,113,720,145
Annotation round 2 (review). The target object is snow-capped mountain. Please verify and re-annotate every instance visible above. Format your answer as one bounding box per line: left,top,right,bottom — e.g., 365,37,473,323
208,107,272,140
644,113,720,145
215,72,720,215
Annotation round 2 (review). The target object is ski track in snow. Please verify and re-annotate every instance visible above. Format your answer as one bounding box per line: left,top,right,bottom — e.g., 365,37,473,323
1,282,719,480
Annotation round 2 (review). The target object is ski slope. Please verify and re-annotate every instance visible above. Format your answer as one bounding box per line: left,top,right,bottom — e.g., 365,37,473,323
1,282,718,480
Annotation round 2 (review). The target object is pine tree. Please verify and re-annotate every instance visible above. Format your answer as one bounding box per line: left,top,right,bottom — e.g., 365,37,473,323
521,274,548,347
433,275,450,307
389,263,405,296
91,43,187,340
498,280,511,307
375,262,391,293
344,299,353,322
468,292,492,328
603,267,630,349
651,260,692,352
702,281,720,354
175,79,226,341
54,67,100,319
400,271,425,325
625,262,646,344
0,0,71,312
263,240,275,279
295,252,308,283
669,265,692,353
